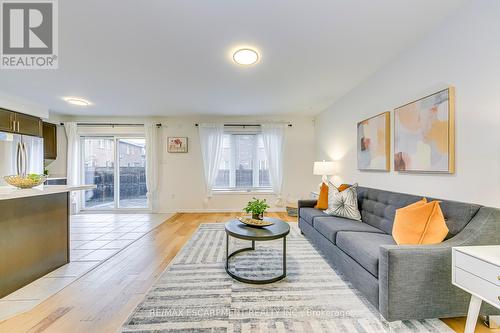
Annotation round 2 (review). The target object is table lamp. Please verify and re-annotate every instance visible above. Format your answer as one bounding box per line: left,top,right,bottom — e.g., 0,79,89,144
313,161,335,187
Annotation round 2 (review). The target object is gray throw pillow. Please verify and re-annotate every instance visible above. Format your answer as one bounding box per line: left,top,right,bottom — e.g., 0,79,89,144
324,183,362,221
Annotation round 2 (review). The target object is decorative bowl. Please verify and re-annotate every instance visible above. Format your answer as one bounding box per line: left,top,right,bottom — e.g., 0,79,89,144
237,217,274,228
3,174,47,189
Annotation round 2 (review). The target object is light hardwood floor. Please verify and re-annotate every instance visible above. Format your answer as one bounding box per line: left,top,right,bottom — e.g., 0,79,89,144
0,212,496,333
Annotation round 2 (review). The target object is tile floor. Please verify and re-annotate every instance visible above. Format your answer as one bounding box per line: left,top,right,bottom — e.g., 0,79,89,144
0,213,171,320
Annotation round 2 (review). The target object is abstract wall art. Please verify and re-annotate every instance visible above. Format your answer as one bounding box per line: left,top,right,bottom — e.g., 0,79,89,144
357,111,390,171
394,87,455,173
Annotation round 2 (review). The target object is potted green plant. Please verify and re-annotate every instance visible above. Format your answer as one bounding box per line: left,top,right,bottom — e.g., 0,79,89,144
244,197,270,220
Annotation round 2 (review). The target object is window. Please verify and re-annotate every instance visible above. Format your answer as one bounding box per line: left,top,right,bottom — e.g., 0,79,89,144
214,133,271,191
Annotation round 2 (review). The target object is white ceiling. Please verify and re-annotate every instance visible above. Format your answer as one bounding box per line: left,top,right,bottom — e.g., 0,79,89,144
0,0,466,117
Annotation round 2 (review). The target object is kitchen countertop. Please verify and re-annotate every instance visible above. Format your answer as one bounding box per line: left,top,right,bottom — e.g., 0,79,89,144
46,176,67,180
0,185,96,201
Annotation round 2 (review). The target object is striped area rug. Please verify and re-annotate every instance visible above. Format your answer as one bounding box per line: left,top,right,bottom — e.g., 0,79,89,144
121,223,453,333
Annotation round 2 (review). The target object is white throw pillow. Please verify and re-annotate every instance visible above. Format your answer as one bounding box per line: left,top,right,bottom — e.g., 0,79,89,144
324,182,362,221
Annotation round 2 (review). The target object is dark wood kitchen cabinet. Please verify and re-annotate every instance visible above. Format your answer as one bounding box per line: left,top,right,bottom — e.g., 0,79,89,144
0,108,15,132
15,113,43,137
0,107,43,137
43,122,57,159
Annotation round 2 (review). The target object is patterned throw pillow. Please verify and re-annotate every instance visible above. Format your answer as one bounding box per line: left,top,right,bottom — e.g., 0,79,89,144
324,182,362,221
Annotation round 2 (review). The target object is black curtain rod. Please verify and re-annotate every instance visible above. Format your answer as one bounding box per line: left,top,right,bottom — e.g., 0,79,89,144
194,123,292,127
59,122,162,127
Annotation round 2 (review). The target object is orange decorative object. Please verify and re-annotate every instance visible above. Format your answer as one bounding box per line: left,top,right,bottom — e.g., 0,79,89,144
315,183,329,210
392,199,449,245
337,184,350,192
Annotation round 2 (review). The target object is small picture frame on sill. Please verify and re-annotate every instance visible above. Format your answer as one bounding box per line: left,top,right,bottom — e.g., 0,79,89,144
167,137,188,153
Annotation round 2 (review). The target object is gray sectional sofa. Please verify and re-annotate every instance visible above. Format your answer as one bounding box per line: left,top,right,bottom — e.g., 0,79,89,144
298,186,500,321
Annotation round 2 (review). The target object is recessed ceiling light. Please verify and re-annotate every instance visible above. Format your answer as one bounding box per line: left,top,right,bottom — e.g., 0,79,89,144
63,97,91,106
233,48,259,65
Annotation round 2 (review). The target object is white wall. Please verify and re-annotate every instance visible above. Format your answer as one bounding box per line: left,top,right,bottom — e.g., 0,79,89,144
0,91,49,118
157,116,316,212
49,114,317,212
315,0,500,208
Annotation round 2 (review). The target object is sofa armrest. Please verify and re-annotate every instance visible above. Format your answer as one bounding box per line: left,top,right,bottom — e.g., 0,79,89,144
297,200,317,219
298,199,317,209
378,207,500,321
379,241,467,321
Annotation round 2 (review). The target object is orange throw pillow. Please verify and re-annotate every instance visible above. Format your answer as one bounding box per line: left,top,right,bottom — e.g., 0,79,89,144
392,199,449,245
337,184,350,192
315,182,329,210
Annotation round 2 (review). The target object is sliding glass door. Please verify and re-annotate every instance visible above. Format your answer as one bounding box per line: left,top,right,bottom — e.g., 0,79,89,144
81,137,147,210
117,139,147,208
82,137,115,209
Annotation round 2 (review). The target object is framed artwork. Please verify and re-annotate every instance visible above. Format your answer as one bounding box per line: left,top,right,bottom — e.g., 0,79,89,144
357,111,390,171
394,87,455,173
167,137,188,153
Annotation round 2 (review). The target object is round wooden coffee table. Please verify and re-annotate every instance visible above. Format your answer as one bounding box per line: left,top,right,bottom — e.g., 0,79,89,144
225,218,290,284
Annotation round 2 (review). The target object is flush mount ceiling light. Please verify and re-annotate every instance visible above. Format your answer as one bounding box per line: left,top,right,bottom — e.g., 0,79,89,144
232,48,259,65
63,97,91,106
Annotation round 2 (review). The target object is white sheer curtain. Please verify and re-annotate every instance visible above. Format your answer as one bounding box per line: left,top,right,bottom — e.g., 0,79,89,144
64,122,80,214
198,123,224,197
144,121,159,212
261,123,286,205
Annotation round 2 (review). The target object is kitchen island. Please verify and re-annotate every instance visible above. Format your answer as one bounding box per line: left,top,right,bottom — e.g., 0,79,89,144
0,185,94,298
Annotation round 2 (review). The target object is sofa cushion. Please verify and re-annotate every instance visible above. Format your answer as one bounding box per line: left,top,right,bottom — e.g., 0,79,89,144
435,200,481,237
357,186,482,237
314,216,384,244
299,207,328,226
336,231,396,277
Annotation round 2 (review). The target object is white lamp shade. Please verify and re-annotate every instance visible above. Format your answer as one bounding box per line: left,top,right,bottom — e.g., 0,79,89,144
313,161,335,176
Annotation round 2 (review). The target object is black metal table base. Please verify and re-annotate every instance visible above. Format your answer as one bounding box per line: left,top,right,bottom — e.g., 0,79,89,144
225,234,286,284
